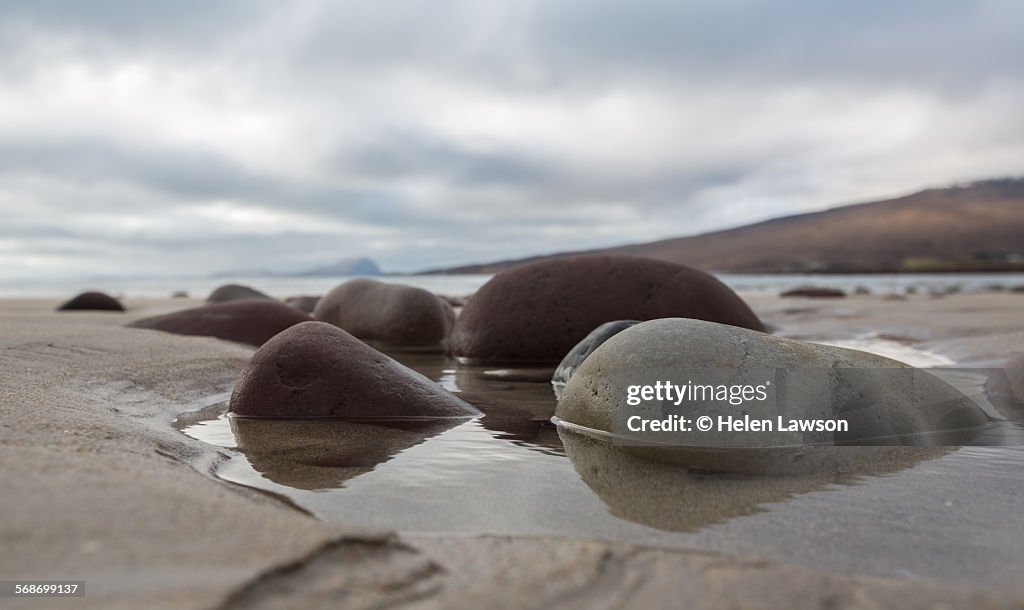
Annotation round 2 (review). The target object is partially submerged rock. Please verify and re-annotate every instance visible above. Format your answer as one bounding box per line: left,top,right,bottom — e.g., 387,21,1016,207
207,283,273,303
229,321,478,419
552,320,639,397
57,291,125,312
780,287,846,298
451,255,765,364
129,300,311,347
313,279,454,348
555,318,987,474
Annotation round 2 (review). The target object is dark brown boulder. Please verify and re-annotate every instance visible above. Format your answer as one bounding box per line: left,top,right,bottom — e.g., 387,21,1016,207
313,279,454,347
57,291,125,312
229,321,478,419
450,255,765,364
129,300,311,347
207,283,273,303
285,295,320,313
780,287,846,298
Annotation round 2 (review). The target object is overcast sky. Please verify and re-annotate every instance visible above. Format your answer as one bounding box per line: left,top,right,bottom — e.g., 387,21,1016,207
1,0,1022,278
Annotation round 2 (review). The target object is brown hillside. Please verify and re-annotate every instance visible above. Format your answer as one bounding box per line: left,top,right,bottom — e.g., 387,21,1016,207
428,178,1024,274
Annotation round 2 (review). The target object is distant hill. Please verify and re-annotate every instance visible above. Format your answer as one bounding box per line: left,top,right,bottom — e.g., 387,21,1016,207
211,257,381,278
289,257,381,277
425,178,1024,274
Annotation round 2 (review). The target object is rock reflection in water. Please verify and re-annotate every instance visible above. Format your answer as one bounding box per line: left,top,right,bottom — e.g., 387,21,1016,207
452,364,562,454
230,417,461,490
559,427,949,532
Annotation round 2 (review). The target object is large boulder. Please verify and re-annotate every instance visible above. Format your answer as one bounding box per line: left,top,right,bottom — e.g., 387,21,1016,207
57,291,125,312
207,283,273,303
313,279,454,348
129,300,311,347
555,318,987,474
229,321,478,419
451,256,765,364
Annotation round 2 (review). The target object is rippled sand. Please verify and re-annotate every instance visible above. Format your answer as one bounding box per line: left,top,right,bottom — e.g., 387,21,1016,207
2,292,1023,608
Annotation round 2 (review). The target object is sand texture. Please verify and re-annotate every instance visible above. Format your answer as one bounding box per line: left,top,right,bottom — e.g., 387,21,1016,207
1,295,1022,608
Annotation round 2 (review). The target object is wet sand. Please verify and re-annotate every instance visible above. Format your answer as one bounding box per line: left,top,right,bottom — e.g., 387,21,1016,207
1,293,1022,608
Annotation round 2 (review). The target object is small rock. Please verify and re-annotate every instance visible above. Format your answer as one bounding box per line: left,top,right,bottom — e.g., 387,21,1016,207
451,255,764,364
171,291,189,299
229,321,479,418
313,279,454,348
552,320,639,397
853,286,871,295
780,287,846,298
285,295,320,313
129,300,311,347
57,291,125,312
207,284,273,303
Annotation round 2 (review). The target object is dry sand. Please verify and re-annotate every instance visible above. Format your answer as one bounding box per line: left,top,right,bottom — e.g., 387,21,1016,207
0,294,1022,609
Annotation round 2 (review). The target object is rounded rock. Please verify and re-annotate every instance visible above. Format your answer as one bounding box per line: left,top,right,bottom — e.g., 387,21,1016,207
229,321,479,419
313,279,454,348
555,318,988,473
451,255,765,364
57,291,125,312
552,320,639,397
780,287,846,298
129,300,312,347
207,284,273,303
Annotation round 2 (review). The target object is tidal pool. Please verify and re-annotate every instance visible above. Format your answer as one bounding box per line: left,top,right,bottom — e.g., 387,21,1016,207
179,342,1024,590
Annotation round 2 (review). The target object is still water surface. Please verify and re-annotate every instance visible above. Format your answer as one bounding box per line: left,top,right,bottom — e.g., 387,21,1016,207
180,339,1024,589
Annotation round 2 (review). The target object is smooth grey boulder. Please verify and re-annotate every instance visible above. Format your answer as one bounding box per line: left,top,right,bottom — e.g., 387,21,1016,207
552,320,639,398
313,278,454,348
207,284,273,303
555,318,988,474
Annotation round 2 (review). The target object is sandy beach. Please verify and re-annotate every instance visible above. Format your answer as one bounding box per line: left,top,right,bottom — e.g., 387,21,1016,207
0,292,1021,609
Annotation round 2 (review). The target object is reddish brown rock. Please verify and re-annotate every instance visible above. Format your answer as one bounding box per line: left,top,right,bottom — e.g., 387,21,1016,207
313,279,454,347
285,295,321,313
229,321,478,419
207,283,273,303
129,300,311,347
451,255,765,364
780,287,846,298
57,291,125,312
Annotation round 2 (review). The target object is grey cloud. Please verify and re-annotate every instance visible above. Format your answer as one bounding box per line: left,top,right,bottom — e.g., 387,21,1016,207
0,1,1022,277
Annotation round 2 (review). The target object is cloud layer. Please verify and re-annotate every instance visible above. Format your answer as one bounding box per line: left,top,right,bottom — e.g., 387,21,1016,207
1,0,1022,277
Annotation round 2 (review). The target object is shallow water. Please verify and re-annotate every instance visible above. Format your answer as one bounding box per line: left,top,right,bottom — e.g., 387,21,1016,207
179,340,1024,589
